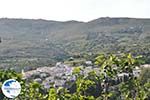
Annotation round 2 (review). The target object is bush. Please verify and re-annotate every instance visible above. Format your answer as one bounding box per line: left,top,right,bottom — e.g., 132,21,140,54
0,53,149,100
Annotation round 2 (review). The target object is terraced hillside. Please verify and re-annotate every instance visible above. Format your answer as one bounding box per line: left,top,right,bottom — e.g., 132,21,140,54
0,17,150,70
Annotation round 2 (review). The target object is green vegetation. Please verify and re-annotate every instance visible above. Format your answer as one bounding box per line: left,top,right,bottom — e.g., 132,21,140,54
0,53,149,100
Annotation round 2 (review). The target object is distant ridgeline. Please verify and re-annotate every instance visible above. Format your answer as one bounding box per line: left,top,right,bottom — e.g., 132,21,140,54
0,17,150,70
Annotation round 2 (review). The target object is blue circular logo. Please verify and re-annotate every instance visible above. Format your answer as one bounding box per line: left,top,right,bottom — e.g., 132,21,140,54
1,79,21,98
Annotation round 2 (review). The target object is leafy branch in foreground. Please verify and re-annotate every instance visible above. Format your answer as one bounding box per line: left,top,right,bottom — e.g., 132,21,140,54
0,53,150,100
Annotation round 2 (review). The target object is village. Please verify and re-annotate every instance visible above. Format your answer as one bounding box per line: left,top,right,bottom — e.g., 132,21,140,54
23,60,150,90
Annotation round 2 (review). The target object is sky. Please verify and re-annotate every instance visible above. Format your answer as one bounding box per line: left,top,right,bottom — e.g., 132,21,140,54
0,0,149,22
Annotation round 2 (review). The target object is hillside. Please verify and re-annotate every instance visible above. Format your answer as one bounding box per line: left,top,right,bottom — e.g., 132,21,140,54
0,17,150,70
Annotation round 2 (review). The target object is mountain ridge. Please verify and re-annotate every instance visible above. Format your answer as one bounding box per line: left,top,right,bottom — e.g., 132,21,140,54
0,17,150,70
1,17,150,22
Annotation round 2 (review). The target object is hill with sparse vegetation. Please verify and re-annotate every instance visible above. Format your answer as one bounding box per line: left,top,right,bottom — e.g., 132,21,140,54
0,17,150,70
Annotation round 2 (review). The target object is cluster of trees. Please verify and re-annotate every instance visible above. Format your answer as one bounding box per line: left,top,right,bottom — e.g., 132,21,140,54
0,53,150,100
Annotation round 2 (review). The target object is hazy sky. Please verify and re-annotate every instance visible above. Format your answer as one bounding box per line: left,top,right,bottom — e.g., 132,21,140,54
0,0,149,22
